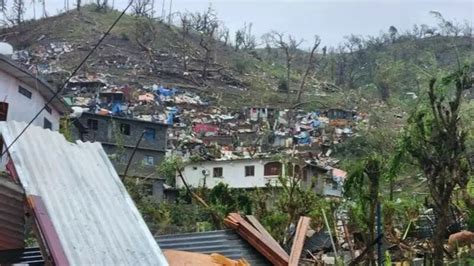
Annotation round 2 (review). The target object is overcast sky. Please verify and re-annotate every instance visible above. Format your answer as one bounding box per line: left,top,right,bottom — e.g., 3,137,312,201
25,0,473,48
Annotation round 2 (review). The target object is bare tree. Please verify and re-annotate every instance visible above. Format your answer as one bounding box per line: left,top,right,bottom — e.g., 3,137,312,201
95,0,108,12
12,0,24,24
296,35,321,103
218,25,230,46
264,31,303,97
190,6,219,79
0,0,6,13
430,11,462,37
178,12,191,71
234,22,256,51
132,0,152,16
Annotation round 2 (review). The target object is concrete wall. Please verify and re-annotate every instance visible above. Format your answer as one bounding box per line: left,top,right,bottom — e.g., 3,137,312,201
0,70,61,130
177,159,283,189
102,144,165,178
71,113,168,178
74,113,167,151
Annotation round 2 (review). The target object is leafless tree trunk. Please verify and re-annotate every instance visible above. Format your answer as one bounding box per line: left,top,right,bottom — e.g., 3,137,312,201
179,12,190,72
12,0,24,24
190,6,218,79
296,35,320,103
264,31,303,98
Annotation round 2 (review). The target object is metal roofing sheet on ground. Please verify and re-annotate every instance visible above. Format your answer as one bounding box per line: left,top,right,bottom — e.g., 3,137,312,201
0,121,168,265
156,230,271,266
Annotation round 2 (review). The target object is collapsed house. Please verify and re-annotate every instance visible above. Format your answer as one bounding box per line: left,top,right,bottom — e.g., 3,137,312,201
0,121,168,265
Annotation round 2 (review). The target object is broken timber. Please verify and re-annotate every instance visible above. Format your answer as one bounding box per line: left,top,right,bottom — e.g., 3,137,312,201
224,213,289,266
289,216,311,266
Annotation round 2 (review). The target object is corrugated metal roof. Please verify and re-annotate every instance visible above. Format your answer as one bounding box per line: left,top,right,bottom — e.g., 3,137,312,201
156,230,271,266
0,177,25,250
0,121,168,265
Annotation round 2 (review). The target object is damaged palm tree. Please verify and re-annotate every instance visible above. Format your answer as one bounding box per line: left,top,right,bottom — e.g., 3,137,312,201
403,64,472,265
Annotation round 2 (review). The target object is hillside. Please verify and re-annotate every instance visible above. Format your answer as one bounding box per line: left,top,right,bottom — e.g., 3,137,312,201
0,7,293,108
0,6,471,111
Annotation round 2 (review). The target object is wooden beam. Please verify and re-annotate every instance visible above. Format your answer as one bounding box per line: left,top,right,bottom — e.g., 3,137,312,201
225,213,289,266
289,216,311,266
245,215,288,256
27,195,69,266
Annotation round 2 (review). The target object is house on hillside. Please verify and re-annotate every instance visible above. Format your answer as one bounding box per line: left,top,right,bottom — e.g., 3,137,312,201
0,55,69,130
177,158,285,189
71,112,167,178
303,161,347,197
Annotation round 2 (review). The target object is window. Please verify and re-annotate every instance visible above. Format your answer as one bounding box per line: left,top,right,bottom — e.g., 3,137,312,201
43,118,52,130
120,123,131,135
264,162,282,176
44,105,52,114
18,86,32,99
213,167,223,178
0,102,8,121
245,165,255,177
143,155,154,166
144,127,156,141
87,119,98,130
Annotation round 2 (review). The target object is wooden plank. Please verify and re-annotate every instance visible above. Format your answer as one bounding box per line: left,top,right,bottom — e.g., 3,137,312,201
225,213,289,266
289,216,311,266
27,195,69,266
245,215,288,256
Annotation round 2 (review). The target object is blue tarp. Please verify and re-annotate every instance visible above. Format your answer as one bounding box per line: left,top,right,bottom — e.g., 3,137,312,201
155,86,177,97
111,101,122,114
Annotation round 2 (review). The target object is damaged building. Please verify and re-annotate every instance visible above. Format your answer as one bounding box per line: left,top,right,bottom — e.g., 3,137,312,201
71,112,168,178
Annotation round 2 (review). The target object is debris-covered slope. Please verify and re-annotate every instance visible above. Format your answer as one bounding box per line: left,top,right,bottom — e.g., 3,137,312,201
0,7,274,108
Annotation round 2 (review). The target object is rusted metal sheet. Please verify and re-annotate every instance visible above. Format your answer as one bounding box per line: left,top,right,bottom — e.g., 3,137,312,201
0,177,24,250
0,121,168,265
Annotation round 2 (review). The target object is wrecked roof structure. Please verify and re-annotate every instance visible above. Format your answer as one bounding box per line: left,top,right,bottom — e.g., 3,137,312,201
0,121,168,265
156,230,271,266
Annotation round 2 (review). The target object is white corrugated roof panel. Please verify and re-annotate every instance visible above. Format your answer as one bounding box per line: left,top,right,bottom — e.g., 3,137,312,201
0,121,168,265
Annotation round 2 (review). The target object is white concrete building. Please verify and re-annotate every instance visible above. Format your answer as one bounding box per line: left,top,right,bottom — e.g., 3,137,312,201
177,158,285,189
0,55,69,130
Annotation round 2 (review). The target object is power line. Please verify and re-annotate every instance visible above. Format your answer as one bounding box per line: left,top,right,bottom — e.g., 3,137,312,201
1,1,133,156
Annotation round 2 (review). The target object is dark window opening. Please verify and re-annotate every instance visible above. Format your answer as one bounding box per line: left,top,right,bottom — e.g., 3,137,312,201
87,119,98,130
264,162,282,176
213,167,223,178
245,165,255,177
143,155,154,166
0,102,8,121
43,118,52,130
144,127,156,141
44,105,52,114
120,123,131,135
18,86,32,99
